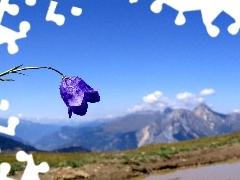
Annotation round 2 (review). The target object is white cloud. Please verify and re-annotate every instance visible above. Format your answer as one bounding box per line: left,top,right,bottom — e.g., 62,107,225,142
176,92,204,106
200,88,215,96
17,113,23,118
233,109,240,113
127,91,176,113
176,92,195,100
142,91,163,104
176,88,215,107
128,88,216,114
105,114,117,118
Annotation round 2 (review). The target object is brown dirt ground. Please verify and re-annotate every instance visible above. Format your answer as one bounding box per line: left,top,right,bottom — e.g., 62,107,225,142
9,143,240,180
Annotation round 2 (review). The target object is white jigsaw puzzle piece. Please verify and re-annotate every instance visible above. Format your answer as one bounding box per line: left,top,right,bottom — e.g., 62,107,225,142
0,0,31,54
25,0,37,6
0,21,30,54
0,99,19,136
129,0,138,4
0,99,9,111
0,116,19,136
16,151,50,180
149,0,240,37
221,0,240,35
0,0,19,23
46,0,65,26
71,6,82,16
0,163,16,180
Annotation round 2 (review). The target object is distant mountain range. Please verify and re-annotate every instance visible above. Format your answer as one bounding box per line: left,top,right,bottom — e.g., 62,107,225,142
1,104,240,153
0,117,109,153
0,135,39,154
32,104,240,152
0,134,91,153
0,118,61,145
52,146,91,153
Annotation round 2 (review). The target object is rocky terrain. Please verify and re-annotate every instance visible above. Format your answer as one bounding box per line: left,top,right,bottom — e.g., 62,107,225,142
9,143,240,180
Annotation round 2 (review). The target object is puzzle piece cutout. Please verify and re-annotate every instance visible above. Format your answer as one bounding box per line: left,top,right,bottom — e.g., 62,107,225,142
16,151,50,180
129,0,240,37
0,163,16,180
46,0,65,26
0,99,49,180
71,6,82,16
0,0,19,23
0,116,19,136
0,0,35,54
129,0,138,4
0,21,30,54
0,100,18,178
0,99,19,136
46,0,82,26
0,99,9,111
25,0,37,6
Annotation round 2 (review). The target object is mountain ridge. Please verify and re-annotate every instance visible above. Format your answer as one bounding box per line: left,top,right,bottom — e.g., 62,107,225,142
0,134,40,154
33,103,240,152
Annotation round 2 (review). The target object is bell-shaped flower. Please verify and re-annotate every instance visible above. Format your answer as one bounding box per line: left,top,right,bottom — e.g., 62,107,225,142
60,76,100,118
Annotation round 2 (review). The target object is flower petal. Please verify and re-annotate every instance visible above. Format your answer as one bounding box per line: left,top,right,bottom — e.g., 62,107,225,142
84,91,100,103
68,93,84,106
60,76,100,118
68,107,73,118
70,100,88,116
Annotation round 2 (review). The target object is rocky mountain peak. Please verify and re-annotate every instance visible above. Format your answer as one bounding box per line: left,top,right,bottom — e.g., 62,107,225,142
163,107,173,115
193,103,212,120
194,103,211,111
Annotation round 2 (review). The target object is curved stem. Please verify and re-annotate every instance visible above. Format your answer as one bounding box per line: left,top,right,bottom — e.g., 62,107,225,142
0,64,67,81
0,64,23,77
16,66,66,77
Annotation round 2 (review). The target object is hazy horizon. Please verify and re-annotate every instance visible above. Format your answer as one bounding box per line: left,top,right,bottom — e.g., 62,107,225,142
1,0,240,124
0,102,238,125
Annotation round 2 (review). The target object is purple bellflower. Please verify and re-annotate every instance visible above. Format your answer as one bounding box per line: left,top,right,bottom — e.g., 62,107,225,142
0,64,100,118
60,76,100,118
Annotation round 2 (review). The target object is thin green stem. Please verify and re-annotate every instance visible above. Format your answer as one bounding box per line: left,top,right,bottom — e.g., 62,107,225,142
0,64,23,77
0,64,67,81
15,66,65,77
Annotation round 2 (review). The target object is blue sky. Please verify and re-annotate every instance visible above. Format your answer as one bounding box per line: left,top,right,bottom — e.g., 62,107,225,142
0,0,240,124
